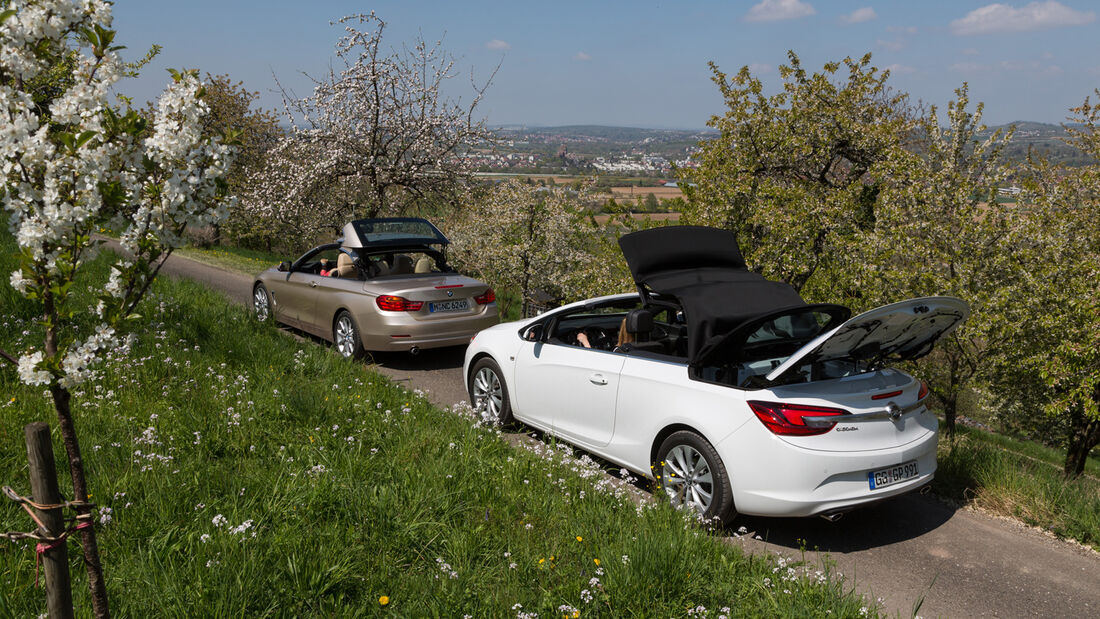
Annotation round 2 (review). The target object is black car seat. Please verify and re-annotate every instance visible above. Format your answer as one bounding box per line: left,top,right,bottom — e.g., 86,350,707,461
622,309,666,354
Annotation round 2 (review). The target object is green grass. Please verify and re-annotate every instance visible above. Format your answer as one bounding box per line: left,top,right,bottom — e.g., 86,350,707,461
174,244,286,276
0,236,873,617
933,424,1100,551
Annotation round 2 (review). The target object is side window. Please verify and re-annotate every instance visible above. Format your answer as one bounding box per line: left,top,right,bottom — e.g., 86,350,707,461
547,301,641,351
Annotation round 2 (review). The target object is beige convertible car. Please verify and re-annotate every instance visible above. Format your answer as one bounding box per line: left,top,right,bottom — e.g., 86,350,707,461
252,218,498,357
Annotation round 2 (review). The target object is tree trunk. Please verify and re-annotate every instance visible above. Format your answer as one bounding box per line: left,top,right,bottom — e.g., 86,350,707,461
1063,413,1100,478
941,391,958,437
51,386,111,618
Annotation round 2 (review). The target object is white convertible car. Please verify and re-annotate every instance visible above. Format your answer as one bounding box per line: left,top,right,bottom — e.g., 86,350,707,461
464,226,968,523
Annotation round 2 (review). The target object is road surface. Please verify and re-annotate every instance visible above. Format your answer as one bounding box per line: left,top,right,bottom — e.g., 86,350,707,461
158,250,1100,618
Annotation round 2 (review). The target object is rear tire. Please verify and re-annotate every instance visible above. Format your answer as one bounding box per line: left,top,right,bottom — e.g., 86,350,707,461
333,310,365,359
655,430,736,526
253,284,272,322
468,357,513,424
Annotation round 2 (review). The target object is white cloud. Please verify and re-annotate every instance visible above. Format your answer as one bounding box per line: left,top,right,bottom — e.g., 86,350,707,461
748,63,773,75
840,7,877,24
877,38,906,52
950,1,1096,35
950,61,989,72
485,39,511,51
885,63,916,75
745,0,816,23
573,51,591,61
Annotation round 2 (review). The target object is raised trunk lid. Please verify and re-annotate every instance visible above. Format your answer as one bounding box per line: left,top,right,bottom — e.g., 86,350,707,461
765,297,969,383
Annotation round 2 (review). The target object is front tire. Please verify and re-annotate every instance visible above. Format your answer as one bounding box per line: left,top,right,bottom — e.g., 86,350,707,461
253,284,272,322
655,430,736,525
468,357,513,424
333,310,365,359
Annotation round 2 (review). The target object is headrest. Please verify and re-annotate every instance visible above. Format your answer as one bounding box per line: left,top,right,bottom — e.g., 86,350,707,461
337,252,354,277
625,309,653,334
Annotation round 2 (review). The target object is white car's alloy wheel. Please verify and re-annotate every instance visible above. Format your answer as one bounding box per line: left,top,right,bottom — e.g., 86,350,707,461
473,367,503,417
656,430,735,524
662,444,714,514
468,358,513,423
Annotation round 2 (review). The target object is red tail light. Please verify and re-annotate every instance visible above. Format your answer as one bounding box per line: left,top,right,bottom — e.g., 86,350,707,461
918,381,929,401
474,288,496,305
376,295,423,312
748,401,850,436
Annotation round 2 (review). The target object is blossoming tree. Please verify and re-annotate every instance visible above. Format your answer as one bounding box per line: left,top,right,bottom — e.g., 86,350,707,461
241,12,494,252
0,1,234,615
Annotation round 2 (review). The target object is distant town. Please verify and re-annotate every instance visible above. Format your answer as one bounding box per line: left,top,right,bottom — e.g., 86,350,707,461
459,121,1088,178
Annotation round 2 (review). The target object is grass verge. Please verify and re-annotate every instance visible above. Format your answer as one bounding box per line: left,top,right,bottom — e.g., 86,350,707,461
174,243,285,275
0,236,872,617
933,425,1100,551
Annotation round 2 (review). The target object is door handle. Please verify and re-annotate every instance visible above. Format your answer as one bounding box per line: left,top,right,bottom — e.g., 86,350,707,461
589,373,608,385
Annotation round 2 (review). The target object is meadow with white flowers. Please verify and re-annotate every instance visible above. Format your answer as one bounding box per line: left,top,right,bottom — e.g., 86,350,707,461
0,233,878,616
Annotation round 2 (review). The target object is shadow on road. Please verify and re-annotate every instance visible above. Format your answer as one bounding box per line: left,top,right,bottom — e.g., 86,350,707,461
730,492,957,552
365,346,466,371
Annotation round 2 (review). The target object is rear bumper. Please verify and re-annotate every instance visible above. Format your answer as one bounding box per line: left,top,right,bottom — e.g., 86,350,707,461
358,309,499,352
719,427,939,517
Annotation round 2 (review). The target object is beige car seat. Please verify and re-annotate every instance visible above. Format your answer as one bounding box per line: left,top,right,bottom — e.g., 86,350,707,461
336,252,355,278
414,256,433,273
391,254,415,275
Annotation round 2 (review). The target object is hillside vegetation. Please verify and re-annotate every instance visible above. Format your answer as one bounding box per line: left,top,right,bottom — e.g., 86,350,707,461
0,235,873,617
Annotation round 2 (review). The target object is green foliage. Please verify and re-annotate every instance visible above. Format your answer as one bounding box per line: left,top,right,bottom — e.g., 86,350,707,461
869,84,1017,435
679,51,914,296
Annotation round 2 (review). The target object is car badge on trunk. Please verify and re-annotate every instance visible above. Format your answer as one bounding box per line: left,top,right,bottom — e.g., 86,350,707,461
886,402,902,421
447,290,454,297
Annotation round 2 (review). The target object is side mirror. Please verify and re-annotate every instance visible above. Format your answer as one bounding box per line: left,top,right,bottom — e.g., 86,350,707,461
277,261,291,272
522,323,545,342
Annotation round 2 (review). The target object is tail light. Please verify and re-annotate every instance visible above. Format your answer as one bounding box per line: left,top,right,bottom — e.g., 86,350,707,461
748,401,850,436
376,295,423,312
918,381,929,401
474,288,496,305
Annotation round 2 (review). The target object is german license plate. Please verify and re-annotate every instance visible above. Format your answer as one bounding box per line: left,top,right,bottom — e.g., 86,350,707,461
429,299,468,313
868,461,918,490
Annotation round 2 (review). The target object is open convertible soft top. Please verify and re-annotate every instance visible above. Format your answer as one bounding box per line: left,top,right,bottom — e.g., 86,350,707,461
619,226,818,366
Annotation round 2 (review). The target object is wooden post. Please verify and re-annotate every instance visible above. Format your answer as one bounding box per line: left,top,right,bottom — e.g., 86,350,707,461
25,422,74,619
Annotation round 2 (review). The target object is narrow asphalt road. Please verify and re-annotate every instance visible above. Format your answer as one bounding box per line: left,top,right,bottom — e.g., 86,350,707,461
158,250,1100,618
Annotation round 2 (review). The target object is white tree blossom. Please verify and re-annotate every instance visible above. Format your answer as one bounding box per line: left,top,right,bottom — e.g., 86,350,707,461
239,12,494,252
1,2,236,614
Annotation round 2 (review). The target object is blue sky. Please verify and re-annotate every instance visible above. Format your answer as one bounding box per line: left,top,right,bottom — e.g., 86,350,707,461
112,1,1100,129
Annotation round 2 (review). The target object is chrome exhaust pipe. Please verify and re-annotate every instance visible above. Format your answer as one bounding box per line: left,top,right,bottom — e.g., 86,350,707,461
820,511,844,522
409,346,421,356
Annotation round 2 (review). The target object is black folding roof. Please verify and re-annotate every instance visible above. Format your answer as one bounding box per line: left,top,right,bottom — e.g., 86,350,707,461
618,226,812,366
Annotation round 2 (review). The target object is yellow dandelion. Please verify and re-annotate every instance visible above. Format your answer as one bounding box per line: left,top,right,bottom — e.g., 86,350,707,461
576,535,583,542
538,558,545,565
593,558,600,566
378,595,390,606
309,436,314,443
572,612,580,618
